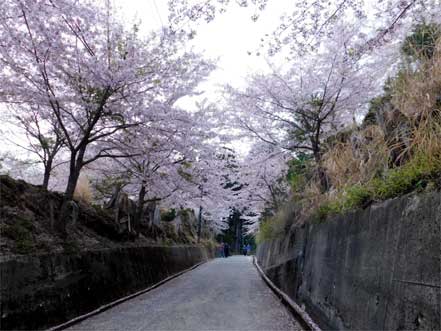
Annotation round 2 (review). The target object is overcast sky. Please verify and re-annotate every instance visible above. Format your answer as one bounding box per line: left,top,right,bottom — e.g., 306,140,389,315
110,0,294,155
1,1,292,158
115,0,292,102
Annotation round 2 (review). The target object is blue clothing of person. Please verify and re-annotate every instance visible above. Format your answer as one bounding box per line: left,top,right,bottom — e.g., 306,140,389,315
219,243,225,257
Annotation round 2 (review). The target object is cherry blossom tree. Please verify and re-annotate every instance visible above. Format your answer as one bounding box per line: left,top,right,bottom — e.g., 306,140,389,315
1,104,65,189
239,145,289,214
0,1,212,201
87,96,236,232
168,0,440,56
225,29,378,190
190,147,243,231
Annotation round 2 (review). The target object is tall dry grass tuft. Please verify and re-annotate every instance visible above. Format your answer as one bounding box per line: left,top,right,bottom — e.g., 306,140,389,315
324,38,441,192
297,180,325,221
413,110,441,164
305,37,441,221
392,37,441,164
394,31,441,117
74,174,93,204
256,202,299,242
323,125,389,190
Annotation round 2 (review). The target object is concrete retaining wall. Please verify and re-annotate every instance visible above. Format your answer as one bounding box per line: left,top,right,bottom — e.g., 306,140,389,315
0,245,214,330
256,191,441,330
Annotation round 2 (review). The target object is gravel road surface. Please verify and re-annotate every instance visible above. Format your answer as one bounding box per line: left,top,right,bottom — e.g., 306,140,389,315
66,256,303,331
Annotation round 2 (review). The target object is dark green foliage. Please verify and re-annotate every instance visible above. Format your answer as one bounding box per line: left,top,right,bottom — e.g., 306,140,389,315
62,240,80,254
218,209,241,251
161,208,177,222
314,202,341,222
2,219,35,254
243,235,256,252
363,95,390,126
312,188,371,222
287,153,313,192
256,219,275,242
370,153,439,200
309,94,324,108
16,239,34,254
344,185,373,209
178,208,192,220
256,204,295,242
402,23,441,60
218,208,254,253
288,127,308,144
93,176,127,201
362,77,395,127
2,219,33,239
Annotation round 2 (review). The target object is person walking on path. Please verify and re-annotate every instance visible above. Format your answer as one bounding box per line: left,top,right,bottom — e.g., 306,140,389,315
219,242,225,258
224,243,230,257
246,244,252,256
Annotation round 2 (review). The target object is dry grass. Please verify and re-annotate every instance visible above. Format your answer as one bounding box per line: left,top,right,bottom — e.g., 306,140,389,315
393,39,441,120
323,38,441,192
323,125,389,190
74,174,93,204
392,38,441,162
256,202,299,242
302,38,441,220
296,180,325,222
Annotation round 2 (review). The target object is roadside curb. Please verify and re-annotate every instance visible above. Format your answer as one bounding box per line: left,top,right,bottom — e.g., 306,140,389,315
253,256,322,331
47,260,208,331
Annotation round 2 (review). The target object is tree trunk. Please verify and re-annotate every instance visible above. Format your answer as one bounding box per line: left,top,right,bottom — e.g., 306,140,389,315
317,165,330,192
42,154,55,190
197,206,202,243
56,149,84,237
312,142,329,192
235,218,242,253
56,169,80,238
134,184,146,231
65,169,80,201
42,166,51,190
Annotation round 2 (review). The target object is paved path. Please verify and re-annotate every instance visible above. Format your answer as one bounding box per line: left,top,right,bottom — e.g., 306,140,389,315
66,256,303,331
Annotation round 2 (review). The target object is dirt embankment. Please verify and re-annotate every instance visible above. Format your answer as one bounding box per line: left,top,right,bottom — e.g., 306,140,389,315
0,175,196,256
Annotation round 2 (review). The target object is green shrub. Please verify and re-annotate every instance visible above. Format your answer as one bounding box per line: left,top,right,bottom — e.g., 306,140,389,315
256,220,274,244
257,202,299,243
62,240,80,254
314,200,343,222
402,23,441,60
2,219,35,254
343,185,373,209
161,208,176,222
371,153,439,200
315,152,440,222
163,238,174,246
16,239,34,254
313,185,372,222
287,154,313,193
3,219,33,240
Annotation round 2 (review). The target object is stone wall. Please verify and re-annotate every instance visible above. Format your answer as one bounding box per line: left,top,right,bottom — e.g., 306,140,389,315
256,191,441,330
0,245,214,330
